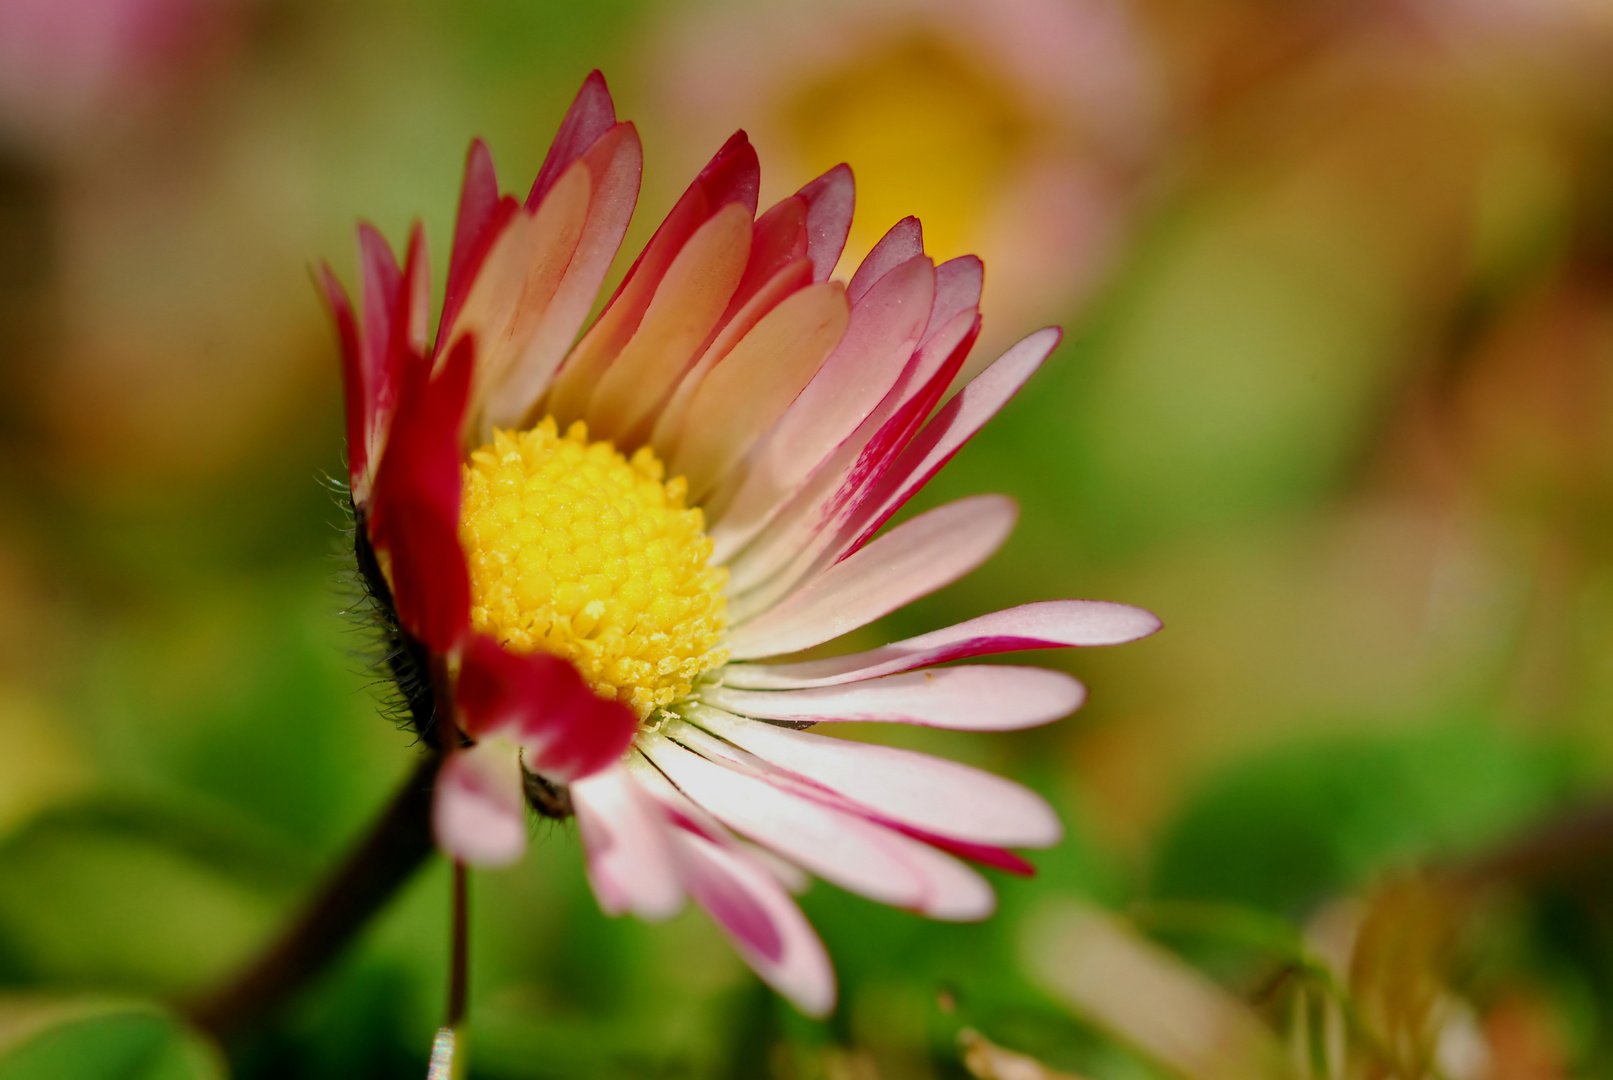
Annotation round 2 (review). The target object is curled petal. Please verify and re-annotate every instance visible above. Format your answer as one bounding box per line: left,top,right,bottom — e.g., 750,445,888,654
456,635,637,783
703,665,1085,732
722,600,1163,690
434,740,527,867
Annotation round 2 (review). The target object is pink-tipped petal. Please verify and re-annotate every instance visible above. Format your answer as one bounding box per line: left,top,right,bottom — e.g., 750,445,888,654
726,494,1017,660
318,265,368,497
527,70,617,209
685,706,1061,849
456,635,638,783
571,764,684,919
546,132,758,422
639,730,927,908
878,835,995,922
482,124,644,432
723,600,1163,690
696,130,761,216
649,257,814,455
397,223,431,359
708,256,935,557
799,164,854,283
727,194,808,319
440,139,519,358
665,720,1000,920
717,307,978,606
358,222,402,388
455,167,592,437
584,201,753,441
704,665,1086,731
434,740,528,867
667,281,850,501
366,337,475,652
826,327,1064,563
669,826,835,1016
847,217,923,303
924,256,983,345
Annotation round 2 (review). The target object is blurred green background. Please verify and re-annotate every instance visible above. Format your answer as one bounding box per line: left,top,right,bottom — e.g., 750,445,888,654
1,0,1612,1076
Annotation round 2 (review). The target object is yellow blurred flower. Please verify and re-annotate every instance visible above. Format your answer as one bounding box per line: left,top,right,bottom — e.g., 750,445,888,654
646,0,1164,366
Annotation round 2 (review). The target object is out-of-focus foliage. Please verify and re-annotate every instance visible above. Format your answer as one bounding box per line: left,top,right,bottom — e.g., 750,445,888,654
2,0,1613,1076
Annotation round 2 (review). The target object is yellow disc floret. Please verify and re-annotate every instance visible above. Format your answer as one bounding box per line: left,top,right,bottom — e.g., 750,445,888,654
459,417,729,719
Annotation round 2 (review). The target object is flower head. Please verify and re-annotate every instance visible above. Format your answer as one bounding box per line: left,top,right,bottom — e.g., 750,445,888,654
321,72,1160,1015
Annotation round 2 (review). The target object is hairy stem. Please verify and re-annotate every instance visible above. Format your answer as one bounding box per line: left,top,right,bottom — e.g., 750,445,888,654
185,753,440,1039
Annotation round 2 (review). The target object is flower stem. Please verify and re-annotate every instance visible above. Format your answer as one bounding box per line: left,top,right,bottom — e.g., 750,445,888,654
447,861,469,1028
185,752,441,1039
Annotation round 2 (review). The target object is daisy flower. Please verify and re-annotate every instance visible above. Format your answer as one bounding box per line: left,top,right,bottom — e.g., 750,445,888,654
321,71,1159,1016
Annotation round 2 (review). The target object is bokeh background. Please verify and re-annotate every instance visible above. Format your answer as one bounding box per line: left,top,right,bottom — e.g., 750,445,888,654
1,0,1612,1076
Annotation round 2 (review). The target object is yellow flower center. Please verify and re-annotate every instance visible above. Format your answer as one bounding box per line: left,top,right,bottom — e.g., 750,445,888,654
459,417,728,719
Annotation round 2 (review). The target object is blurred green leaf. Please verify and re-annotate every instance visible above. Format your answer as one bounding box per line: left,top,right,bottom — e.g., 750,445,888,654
0,997,223,1080
0,798,291,993
1152,721,1574,916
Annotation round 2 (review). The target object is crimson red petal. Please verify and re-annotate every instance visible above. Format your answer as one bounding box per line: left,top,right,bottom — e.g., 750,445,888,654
600,130,760,317
836,317,1011,558
358,223,401,390
439,139,519,358
725,193,808,320
798,164,854,283
318,264,368,494
456,635,638,783
552,132,761,401
368,336,475,652
698,131,760,216
527,70,618,210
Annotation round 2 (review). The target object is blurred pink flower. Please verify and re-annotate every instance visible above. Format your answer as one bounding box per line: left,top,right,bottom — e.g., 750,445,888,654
647,0,1165,366
0,0,242,153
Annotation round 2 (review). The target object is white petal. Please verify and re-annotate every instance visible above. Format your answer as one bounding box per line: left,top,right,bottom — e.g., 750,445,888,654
722,600,1163,689
432,740,527,868
662,720,1000,920
684,706,1062,849
717,307,977,612
703,665,1085,731
885,836,996,922
638,730,928,908
668,826,835,1016
570,763,684,920
726,494,1017,660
